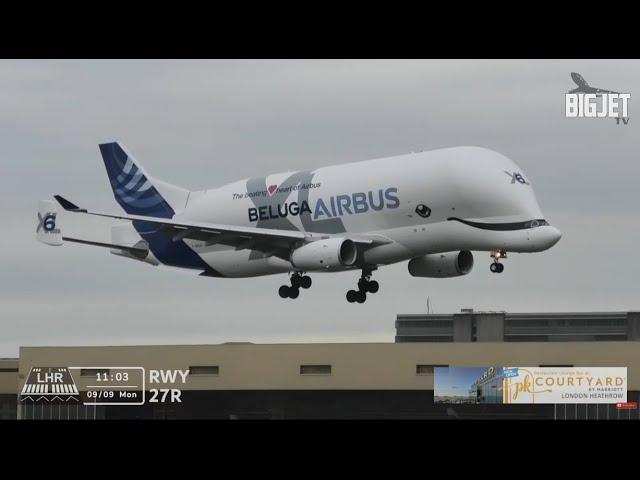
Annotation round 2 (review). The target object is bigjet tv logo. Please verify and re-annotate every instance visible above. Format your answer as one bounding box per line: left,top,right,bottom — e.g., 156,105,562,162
565,72,631,125
248,187,400,222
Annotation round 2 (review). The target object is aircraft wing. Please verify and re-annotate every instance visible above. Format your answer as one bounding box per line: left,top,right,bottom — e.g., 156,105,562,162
53,195,380,254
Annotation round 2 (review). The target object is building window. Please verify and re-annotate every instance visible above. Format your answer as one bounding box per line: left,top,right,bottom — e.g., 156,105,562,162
189,366,219,376
416,364,448,375
397,320,453,328
80,368,109,377
396,336,454,343
300,365,331,375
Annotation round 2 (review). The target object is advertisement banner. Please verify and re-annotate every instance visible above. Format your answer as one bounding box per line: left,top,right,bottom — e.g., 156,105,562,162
434,367,627,405
503,367,627,404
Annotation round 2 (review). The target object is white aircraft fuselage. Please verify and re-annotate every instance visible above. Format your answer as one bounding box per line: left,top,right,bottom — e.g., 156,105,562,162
177,146,560,277
39,143,561,302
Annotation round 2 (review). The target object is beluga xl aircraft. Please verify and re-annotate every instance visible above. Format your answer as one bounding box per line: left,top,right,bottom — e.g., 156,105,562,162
37,143,561,303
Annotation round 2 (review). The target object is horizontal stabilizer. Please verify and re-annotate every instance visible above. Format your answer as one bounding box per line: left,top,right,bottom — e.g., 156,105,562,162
54,195,86,212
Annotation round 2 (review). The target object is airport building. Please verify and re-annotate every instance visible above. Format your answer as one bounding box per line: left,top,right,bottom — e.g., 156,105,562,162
1,310,639,420
396,310,640,343
0,359,18,420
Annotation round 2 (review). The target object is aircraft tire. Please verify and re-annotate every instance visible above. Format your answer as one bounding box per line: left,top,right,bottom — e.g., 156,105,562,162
279,285,290,298
346,290,358,303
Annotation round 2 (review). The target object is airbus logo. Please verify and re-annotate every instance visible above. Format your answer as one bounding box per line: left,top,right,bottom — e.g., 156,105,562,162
248,187,400,222
504,171,529,185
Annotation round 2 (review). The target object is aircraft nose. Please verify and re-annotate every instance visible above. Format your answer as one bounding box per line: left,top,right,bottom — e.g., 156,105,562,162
542,226,562,249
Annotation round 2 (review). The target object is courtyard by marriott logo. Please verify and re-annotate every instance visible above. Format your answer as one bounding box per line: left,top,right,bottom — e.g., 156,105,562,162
503,367,627,404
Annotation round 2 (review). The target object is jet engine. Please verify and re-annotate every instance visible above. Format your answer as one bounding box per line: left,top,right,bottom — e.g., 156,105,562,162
408,250,474,278
290,238,358,270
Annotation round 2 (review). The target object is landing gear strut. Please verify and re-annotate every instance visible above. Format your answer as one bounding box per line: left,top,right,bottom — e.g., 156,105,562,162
279,272,312,299
490,250,506,273
346,267,379,304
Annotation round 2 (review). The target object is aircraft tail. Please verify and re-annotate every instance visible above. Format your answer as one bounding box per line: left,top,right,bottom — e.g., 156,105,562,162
99,142,190,219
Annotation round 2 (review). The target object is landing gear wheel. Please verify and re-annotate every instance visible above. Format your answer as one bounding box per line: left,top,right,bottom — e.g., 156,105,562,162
490,263,504,273
349,267,378,302
490,250,507,274
282,273,310,299
279,285,290,298
300,275,312,289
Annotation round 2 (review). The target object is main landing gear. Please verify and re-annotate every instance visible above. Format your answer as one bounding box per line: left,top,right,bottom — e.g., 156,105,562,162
490,250,506,273
346,268,379,304
279,272,312,299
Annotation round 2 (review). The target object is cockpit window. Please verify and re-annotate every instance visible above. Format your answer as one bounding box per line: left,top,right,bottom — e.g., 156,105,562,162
447,217,550,231
527,219,549,228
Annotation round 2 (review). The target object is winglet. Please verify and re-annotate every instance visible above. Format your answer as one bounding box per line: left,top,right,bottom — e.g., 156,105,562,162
36,200,63,246
54,195,87,212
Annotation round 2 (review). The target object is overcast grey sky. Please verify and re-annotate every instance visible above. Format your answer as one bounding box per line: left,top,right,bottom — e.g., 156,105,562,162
1,60,638,357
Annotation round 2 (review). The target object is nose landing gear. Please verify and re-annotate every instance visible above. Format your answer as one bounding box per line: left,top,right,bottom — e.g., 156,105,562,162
490,262,504,273
346,268,379,303
490,250,506,273
279,272,312,299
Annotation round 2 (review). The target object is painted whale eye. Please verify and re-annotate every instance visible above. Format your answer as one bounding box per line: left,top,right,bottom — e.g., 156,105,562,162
415,204,431,218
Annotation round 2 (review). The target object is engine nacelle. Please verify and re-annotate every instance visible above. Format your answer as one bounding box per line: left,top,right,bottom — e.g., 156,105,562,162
290,238,358,270
408,250,474,278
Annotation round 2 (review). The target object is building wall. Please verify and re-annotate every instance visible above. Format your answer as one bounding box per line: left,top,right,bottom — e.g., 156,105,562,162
397,311,638,342
629,312,640,340
0,359,18,394
10,344,640,420
16,390,640,420
475,313,504,342
17,342,640,391
453,313,473,342
0,359,18,420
